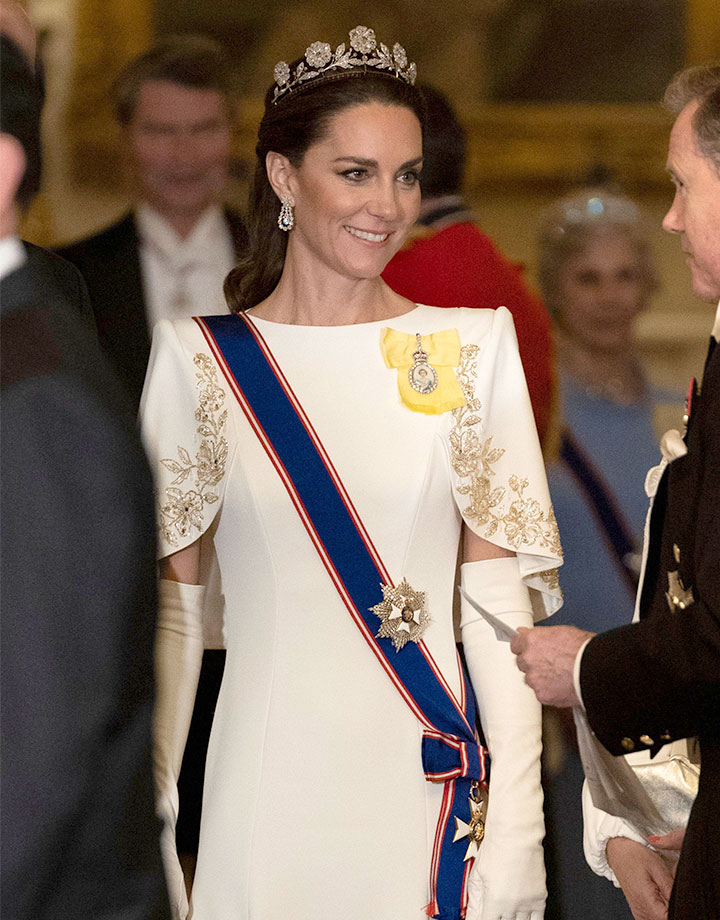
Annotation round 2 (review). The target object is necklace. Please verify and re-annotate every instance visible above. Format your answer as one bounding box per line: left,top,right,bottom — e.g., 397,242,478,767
572,367,647,406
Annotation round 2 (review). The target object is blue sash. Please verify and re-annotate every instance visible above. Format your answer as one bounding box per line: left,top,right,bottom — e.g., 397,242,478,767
196,313,488,919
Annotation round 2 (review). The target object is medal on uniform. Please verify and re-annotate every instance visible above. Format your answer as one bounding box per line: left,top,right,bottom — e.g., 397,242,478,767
666,568,694,612
408,333,438,395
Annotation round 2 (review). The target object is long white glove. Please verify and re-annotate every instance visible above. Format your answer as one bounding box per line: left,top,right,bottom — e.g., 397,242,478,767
154,579,205,920
460,557,546,920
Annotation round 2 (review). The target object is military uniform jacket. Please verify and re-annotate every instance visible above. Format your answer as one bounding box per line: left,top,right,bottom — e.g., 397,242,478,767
581,339,720,919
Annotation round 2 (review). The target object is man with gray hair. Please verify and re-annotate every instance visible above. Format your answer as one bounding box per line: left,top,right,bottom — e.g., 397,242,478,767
512,63,720,920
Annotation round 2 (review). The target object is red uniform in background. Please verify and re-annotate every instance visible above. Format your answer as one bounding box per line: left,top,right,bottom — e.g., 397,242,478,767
383,213,555,446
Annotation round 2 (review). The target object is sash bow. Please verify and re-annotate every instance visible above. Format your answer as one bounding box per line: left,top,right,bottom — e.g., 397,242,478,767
423,731,483,783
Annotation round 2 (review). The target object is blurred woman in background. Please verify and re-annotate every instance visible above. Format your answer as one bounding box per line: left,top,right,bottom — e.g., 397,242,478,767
538,189,680,919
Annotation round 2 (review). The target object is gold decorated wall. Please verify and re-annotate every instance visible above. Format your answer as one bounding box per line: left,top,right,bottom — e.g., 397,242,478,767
22,0,720,392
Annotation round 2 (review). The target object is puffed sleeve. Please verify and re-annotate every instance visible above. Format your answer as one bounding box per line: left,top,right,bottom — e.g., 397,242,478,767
140,319,235,561
445,306,563,619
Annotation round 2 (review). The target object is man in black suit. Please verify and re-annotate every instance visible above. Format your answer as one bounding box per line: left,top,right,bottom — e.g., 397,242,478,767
0,29,169,920
58,35,247,409
512,64,720,920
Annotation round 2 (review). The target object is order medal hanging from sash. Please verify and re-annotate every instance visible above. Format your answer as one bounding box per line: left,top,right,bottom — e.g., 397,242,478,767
195,312,490,920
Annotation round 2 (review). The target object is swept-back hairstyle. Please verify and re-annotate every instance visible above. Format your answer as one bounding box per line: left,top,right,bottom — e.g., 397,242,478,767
112,34,237,126
224,70,425,313
663,63,720,175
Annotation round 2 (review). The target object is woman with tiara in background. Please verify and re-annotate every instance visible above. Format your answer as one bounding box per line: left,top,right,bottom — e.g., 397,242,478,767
141,26,562,920
537,189,681,919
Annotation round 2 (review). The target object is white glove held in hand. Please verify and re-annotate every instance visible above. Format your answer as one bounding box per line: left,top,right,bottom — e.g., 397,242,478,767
154,579,206,920
460,558,546,920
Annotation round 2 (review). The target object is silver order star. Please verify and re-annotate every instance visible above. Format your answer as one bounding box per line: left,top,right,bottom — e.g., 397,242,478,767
349,25,377,55
274,61,291,86
305,41,332,68
371,578,429,652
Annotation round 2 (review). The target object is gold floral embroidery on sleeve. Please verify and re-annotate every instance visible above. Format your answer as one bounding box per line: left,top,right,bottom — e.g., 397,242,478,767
450,344,561,556
158,353,228,547
538,568,560,591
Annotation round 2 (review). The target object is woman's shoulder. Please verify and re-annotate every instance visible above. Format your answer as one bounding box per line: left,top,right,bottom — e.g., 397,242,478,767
413,303,516,344
150,314,229,357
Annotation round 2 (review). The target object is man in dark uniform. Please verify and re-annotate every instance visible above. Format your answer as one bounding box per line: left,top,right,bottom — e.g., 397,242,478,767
512,64,720,920
0,27,169,920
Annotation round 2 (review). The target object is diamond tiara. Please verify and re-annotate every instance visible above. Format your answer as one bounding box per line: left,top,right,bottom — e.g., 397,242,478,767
272,25,417,105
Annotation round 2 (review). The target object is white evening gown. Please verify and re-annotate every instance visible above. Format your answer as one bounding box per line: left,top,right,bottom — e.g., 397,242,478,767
141,305,562,920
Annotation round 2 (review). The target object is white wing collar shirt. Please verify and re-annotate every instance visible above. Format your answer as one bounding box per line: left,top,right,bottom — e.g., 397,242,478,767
137,203,236,329
711,298,720,343
0,235,26,283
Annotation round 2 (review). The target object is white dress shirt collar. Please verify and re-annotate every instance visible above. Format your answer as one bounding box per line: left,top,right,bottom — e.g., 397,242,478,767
136,203,235,328
136,203,229,269
712,299,720,342
0,235,26,282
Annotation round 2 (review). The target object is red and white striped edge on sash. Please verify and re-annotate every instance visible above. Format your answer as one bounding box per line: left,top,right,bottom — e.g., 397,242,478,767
194,313,482,917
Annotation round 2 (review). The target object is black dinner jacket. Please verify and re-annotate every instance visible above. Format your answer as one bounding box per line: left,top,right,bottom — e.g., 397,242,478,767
580,339,720,919
22,241,97,333
0,255,169,920
57,208,247,408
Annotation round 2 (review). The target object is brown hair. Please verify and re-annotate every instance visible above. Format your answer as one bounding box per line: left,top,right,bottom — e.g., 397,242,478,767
414,83,465,199
663,64,720,175
224,70,425,313
112,34,237,126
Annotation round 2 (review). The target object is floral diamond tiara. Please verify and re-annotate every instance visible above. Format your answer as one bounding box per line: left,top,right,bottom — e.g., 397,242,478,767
272,25,417,104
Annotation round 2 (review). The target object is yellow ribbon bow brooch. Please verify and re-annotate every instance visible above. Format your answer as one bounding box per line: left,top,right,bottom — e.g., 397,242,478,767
379,328,466,415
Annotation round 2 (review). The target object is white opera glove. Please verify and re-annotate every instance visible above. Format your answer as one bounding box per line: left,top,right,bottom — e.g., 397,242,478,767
460,558,546,920
154,579,206,920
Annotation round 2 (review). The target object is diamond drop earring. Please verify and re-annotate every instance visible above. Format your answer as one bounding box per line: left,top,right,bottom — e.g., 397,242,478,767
277,196,294,231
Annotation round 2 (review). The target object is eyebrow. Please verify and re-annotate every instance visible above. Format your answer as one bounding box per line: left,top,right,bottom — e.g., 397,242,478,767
333,156,424,170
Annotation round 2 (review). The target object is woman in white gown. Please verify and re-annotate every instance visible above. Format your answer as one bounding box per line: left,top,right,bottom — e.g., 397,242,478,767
141,26,563,920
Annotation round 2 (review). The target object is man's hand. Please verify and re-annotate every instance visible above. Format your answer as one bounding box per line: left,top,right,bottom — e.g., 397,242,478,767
648,827,685,872
510,625,594,708
606,836,674,920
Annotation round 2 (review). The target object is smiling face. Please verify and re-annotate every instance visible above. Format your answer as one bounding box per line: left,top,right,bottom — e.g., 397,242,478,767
663,100,720,302
556,230,651,352
125,79,231,232
278,102,422,281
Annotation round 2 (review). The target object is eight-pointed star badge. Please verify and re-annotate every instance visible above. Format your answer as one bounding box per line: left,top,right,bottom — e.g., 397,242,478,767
371,578,430,652
453,782,488,861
